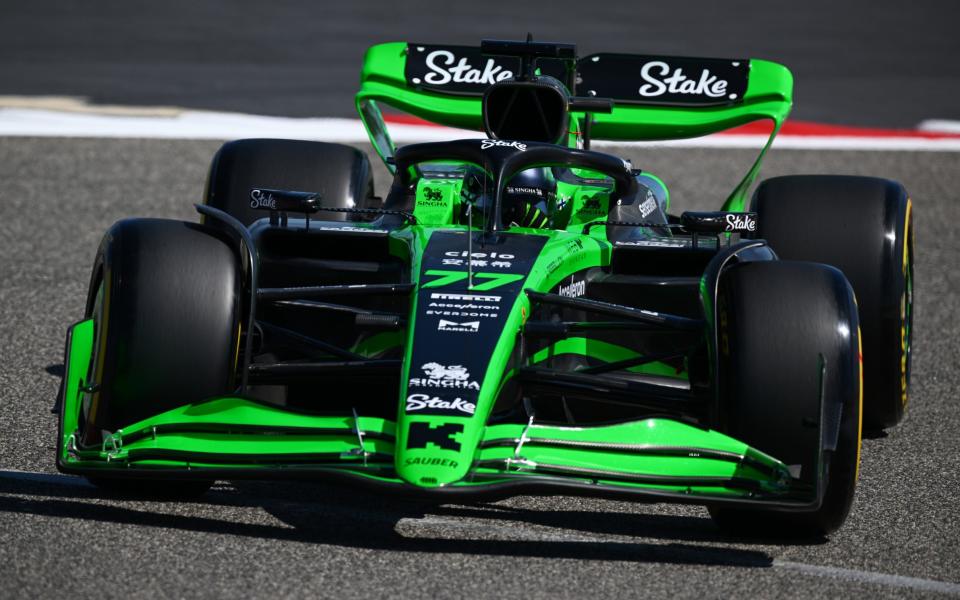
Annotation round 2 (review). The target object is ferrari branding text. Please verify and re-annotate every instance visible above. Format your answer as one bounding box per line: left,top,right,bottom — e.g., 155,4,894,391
421,50,514,86
406,393,476,415
638,61,730,99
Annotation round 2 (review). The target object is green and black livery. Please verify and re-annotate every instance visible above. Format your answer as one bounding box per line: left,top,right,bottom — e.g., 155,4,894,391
56,39,914,536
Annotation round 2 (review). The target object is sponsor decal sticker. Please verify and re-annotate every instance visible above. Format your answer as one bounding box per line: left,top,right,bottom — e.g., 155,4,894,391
407,422,464,452
409,362,480,391
418,49,513,86
576,54,748,106
579,194,605,216
437,319,480,333
558,279,586,298
406,393,476,415
638,190,658,218
315,226,388,234
422,270,525,291
419,186,446,207
404,456,459,469
430,292,501,303
249,188,277,210
724,213,757,232
638,61,730,99
441,250,514,269
615,238,690,248
481,139,527,151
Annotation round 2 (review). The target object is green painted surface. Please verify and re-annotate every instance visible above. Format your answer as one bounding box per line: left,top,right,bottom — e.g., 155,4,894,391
57,43,809,506
356,41,793,210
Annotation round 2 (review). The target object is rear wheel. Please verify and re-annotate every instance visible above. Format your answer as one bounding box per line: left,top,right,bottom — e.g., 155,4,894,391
203,138,375,227
710,260,862,536
751,175,912,429
81,218,241,497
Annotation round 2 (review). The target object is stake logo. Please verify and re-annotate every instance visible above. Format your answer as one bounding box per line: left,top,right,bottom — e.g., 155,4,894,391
416,49,514,86
638,61,732,99
249,189,277,210
724,213,757,232
481,139,527,151
406,393,476,415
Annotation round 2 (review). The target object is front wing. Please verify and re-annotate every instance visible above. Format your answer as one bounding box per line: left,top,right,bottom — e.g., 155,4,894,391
57,319,823,510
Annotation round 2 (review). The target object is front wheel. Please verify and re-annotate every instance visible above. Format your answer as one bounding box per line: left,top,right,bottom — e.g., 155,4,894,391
710,260,862,537
80,219,241,496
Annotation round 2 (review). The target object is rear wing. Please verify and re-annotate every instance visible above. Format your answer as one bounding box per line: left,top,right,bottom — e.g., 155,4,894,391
355,41,794,210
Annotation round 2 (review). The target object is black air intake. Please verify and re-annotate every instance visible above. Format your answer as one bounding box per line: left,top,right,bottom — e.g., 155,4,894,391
482,77,570,145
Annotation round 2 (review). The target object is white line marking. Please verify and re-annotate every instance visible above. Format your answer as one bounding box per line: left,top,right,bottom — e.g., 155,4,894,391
2,107,960,151
2,468,957,594
918,119,960,134
399,515,960,594
774,560,960,595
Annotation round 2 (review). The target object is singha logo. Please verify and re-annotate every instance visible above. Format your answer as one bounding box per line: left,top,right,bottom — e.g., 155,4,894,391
410,362,480,390
422,362,470,380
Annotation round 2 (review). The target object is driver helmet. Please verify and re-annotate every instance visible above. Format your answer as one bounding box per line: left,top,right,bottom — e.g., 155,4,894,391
502,168,556,228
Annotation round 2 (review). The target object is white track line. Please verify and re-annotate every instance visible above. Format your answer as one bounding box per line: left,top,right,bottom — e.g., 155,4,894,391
773,560,960,596
918,119,960,134
2,107,960,151
1,469,956,594
398,516,960,594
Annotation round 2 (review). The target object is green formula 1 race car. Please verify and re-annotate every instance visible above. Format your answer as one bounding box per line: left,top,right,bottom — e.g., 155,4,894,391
55,39,914,536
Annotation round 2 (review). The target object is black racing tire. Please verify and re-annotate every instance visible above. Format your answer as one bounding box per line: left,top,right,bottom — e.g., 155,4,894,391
203,138,375,227
751,175,913,430
709,260,862,537
80,218,241,451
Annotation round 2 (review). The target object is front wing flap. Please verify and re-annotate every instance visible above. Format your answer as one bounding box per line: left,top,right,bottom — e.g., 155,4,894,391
58,320,822,511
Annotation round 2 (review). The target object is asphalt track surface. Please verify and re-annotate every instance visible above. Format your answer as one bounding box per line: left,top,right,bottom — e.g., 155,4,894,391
0,138,958,598
2,0,960,128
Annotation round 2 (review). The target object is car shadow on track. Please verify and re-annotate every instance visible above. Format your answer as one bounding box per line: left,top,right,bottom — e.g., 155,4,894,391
0,471,826,565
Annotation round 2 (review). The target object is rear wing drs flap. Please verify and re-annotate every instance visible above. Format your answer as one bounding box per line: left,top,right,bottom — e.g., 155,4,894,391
355,41,794,211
